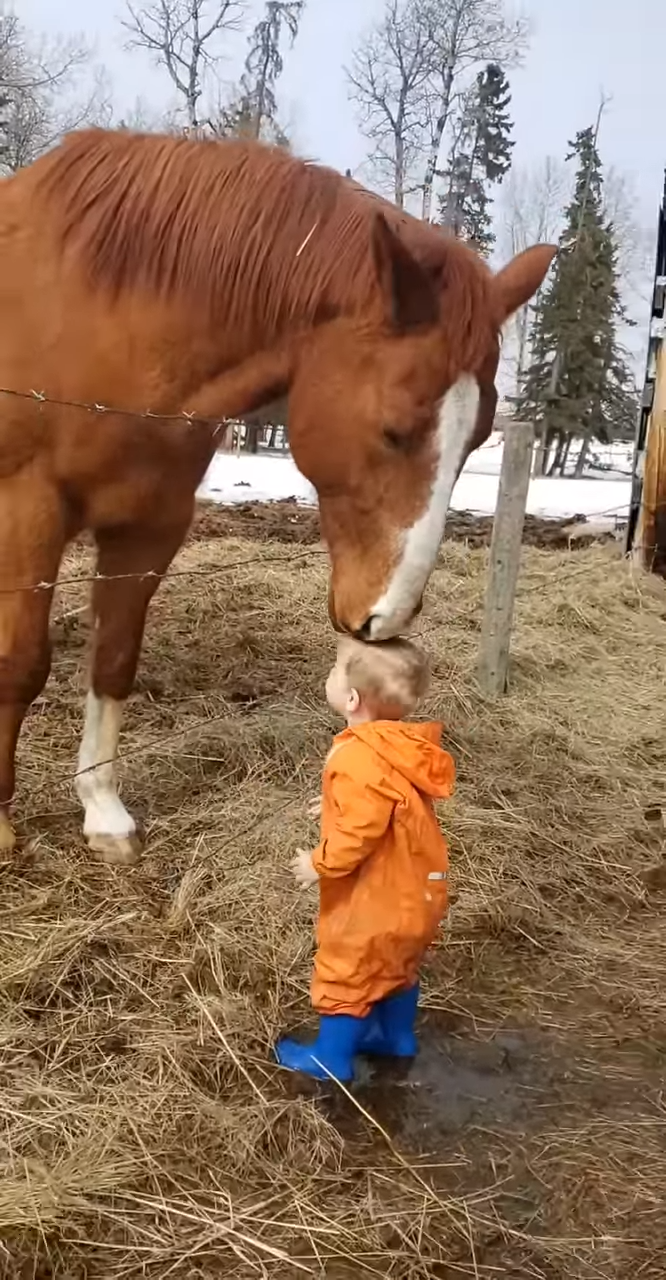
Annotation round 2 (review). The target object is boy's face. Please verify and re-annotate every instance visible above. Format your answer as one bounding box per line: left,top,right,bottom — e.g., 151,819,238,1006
325,652,361,720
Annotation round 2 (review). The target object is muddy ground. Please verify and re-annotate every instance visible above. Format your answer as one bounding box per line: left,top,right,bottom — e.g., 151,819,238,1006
190,498,621,550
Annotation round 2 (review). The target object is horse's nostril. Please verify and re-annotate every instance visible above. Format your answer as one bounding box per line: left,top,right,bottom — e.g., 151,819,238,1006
354,616,375,642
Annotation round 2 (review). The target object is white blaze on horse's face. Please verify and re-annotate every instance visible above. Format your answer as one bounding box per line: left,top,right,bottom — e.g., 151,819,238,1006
365,375,480,641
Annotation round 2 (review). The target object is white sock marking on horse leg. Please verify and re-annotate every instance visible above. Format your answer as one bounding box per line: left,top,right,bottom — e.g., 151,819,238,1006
367,375,480,639
76,691,135,840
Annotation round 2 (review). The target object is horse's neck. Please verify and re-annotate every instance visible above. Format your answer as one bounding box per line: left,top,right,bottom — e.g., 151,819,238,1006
186,343,295,422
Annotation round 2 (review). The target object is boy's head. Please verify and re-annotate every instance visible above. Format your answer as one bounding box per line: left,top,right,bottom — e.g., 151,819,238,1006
326,636,430,724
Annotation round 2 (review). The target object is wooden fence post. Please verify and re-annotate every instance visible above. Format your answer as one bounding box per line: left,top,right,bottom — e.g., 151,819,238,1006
476,422,534,695
635,343,666,576
626,169,666,575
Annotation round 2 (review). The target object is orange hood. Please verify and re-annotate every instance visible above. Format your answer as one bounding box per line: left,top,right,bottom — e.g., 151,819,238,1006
340,721,455,799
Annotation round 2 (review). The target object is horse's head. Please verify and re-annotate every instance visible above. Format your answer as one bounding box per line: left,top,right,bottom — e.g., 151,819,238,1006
288,217,555,640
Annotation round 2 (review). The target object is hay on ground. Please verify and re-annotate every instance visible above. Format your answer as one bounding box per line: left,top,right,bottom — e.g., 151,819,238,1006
1,518,665,1279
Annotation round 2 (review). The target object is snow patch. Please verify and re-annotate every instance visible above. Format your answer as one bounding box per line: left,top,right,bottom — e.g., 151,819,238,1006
198,448,631,524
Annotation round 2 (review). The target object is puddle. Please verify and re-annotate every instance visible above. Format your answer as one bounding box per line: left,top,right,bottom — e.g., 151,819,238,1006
316,1020,556,1151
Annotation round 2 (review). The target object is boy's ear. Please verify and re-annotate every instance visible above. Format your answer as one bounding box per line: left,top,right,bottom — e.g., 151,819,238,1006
347,688,361,714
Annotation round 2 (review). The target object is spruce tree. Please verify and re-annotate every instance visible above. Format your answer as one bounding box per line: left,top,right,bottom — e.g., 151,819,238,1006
239,1,304,143
517,126,637,475
438,63,514,255
0,92,9,169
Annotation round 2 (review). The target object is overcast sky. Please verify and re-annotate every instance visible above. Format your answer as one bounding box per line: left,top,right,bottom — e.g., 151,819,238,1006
15,0,665,225
14,0,662,386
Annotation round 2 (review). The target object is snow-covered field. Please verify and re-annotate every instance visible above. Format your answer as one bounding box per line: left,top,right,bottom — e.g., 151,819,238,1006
199,433,632,524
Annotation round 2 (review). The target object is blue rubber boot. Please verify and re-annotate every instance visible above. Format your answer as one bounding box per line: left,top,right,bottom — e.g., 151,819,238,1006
275,1012,370,1081
359,984,420,1057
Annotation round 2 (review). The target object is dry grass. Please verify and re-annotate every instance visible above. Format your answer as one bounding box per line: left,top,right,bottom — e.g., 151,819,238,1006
1,523,665,1279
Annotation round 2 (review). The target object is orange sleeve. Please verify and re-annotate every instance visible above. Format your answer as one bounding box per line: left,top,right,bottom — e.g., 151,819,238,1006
311,769,394,879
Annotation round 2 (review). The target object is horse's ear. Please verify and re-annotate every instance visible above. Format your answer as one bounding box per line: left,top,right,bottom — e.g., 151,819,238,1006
493,244,557,322
371,213,440,331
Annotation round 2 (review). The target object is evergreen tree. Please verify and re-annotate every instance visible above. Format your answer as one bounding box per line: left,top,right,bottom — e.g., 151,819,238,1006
438,63,514,255
0,92,9,169
238,1,304,143
517,126,637,475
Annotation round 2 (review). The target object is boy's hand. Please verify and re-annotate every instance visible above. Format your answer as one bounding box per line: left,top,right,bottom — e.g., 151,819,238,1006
307,795,322,820
291,847,319,887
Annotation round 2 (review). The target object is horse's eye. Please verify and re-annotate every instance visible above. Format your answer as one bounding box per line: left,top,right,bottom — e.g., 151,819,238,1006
383,427,411,452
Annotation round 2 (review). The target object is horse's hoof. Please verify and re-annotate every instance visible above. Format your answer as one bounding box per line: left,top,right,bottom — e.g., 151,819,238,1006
87,832,142,866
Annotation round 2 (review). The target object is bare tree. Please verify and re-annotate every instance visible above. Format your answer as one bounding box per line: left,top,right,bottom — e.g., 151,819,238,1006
603,168,654,307
346,0,433,208
117,95,182,132
121,0,248,130
347,0,527,217
0,12,112,172
498,157,568,389
418,0,528,221
601,167,654,391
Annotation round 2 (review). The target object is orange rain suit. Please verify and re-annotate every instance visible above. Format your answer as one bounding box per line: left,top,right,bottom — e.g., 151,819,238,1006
310,721,455,1018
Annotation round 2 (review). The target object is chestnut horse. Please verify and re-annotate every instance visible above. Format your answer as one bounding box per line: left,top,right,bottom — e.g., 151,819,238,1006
0,128,554,864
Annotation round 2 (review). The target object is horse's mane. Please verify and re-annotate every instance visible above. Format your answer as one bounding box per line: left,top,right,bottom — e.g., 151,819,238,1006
35,128,494,365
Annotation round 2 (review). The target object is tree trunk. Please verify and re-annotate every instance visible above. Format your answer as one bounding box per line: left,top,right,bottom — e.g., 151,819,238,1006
253,44,272,140
421,60,454,222
559,433,573,475
574,437,590,477
544,428,557,474
547,432,565,476
394,129,405,209
454,122,482,237
515,306,528,389
532,430,547,477
392,88,409,210
246,425,260,454
533,425,556,476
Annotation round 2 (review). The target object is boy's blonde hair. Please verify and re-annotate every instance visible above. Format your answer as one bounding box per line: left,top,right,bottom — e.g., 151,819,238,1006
338,636,430,717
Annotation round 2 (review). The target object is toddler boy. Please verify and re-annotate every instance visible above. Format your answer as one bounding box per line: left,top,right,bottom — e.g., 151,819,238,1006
275,635,455,1082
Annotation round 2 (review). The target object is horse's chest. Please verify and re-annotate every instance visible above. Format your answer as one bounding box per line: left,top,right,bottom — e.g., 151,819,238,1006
62,418,217,528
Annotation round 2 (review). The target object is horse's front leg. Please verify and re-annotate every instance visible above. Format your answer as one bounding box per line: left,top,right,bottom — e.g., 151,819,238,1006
78,510,193,865
0,467,67,853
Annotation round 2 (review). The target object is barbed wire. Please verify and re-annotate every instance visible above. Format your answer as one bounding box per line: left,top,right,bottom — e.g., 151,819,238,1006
449,502,630,522
0,385,519,442
0,383,660,606
32,550,646,804
0,505,658,599
0,384,233,431
0,383,642,511
0,378,656,827
0,547,326,598
16,563,584,801
7,527,660,821
0,385,637,472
